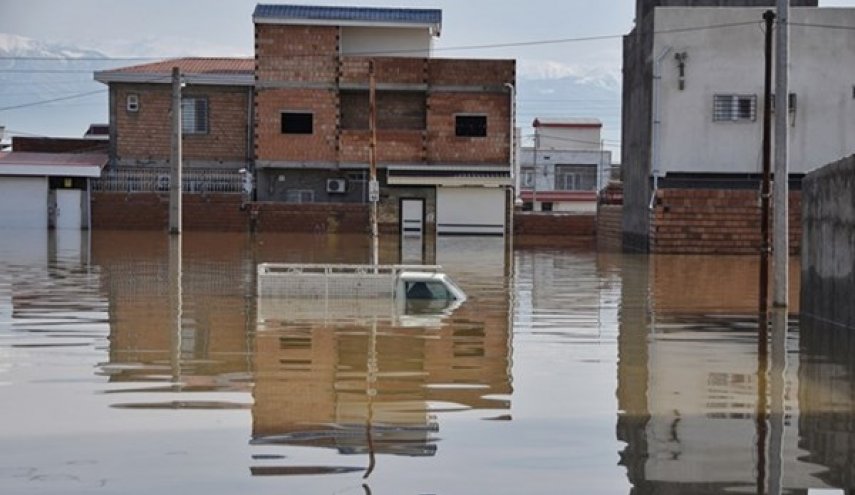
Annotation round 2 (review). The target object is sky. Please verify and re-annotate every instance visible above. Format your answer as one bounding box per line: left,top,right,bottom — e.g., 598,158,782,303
1,0,854,145
0,0,639,75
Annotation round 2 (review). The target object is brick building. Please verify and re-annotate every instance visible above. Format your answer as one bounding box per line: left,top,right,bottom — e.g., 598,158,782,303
95,4,515,236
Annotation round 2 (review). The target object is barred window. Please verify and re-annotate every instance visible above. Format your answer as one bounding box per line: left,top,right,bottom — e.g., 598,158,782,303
181,97,208,134
713,94,756,122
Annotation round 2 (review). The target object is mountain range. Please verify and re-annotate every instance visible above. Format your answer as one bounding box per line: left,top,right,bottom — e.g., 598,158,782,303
0,33,621,154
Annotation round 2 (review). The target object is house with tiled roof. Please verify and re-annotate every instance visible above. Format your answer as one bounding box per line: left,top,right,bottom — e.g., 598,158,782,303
94,4,515,236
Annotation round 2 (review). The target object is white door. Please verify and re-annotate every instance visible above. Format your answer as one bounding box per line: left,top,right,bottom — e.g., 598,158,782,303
0,177,48,229
56,189,82,229
401,199,424,237
436,187,505,236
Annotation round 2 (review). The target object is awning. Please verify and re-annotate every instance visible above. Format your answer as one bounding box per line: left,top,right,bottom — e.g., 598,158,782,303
0,152,107,178
387,165,511,187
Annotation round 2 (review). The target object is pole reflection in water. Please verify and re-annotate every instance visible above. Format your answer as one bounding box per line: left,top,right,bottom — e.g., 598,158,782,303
616,254,852,494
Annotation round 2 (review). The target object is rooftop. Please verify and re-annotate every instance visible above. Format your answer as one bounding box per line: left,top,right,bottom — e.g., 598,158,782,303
533,118,603,129
94,58,255,86
253,4,442,34
0,152,107,178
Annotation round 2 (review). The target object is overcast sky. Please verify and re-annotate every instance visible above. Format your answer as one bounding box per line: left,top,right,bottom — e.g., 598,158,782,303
3,0,855,80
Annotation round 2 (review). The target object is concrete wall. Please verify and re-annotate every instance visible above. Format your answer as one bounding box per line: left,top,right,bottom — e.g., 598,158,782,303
535,125,601,152
801,154,855,330
654,8,855,176
340,26,433,57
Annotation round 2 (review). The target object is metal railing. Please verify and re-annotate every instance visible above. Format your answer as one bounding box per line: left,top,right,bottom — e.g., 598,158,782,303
93,167,244,194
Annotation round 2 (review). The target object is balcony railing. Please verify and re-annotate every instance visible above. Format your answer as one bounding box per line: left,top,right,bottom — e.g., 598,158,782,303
93,167,244,194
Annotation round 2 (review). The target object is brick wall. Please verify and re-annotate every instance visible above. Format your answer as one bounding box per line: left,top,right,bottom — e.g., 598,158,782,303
651,188,801,254
513,212,596,236
340,130,425,163
249,203,368,233
114,83,249,164
92,193,369,233
255,88,338,162
428,59,515,86
597,204,624,252
340,57,427,85
426,92,510,164
255,24,338,83
12,137,107,153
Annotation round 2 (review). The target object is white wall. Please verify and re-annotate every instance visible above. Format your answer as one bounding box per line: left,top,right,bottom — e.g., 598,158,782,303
436,187,505,235
654,7,855,176
520,148,612,192
340,26,433,58
536,126,602,152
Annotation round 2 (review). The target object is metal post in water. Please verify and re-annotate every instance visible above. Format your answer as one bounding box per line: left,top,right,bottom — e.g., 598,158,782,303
368,60,379,266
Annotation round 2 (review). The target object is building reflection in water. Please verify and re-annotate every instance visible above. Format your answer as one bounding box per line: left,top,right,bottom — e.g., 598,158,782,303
93,232,513,471
251,236,513,464
617,255,852,494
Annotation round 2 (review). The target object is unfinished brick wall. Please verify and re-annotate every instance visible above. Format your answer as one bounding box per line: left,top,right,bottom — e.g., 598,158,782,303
426,92,510,164
255,24,338,83
597,204,624,251
92,193,370,233
513,212,596,236
114,83,249,164
651,188,801,254
255,88,339,162
340,57,427,85
339,130,425,163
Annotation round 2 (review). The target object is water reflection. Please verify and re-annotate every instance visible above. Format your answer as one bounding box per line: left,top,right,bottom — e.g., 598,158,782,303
3,231,855,493
617,255,853,494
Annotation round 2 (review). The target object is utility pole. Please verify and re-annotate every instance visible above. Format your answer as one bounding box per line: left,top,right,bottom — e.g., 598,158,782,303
773,0,790,308
368,60,379,266
169,67,183,235
532,131,539,210
759,11,775,348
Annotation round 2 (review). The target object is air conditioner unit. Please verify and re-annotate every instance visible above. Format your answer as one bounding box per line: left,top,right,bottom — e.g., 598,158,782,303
326,178,347,194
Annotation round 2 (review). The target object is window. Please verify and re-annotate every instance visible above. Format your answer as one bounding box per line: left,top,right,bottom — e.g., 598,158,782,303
541,202,553,212
285,189,314,203
713,94,756,122
126,94,139,112
521,168,535,188
181,97,208,134
555,164,597,191
455,115,487,137
281,112,313,134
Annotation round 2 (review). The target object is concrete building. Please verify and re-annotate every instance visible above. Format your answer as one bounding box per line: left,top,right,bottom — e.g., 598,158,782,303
619,0,855,253
95,4,515,236
519,118,611,213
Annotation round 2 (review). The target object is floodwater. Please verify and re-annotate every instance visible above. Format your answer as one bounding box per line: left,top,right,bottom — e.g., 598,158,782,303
0,230,852,494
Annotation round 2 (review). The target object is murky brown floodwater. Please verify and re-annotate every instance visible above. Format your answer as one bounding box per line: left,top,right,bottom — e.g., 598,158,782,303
0,230,852,494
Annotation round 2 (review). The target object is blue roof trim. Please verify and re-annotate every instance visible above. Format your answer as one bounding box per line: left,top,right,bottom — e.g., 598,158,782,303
253,4,442,26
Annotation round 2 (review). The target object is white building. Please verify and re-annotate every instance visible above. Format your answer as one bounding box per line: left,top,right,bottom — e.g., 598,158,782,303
622,5,855,252
519,118,611,213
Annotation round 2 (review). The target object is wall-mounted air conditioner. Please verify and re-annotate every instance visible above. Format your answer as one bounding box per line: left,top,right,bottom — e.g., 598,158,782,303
326,178,347,193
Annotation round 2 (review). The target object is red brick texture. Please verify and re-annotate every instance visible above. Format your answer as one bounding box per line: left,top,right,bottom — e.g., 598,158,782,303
92,192,369,233
426,92,510,164
597,204,623,252
114,84,249,163
254,88,338,162
514,212,596,236
651,188,801,255
255,24,338,83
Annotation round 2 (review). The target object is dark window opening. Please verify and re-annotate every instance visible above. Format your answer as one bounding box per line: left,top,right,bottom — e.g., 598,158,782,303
181,97,208,134
281,112,313,134
455,115,487,137
541,202,553,212
713,94,756,122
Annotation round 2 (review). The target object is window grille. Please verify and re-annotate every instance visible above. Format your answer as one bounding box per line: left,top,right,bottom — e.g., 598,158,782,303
181,97,208,134
713,94,756,122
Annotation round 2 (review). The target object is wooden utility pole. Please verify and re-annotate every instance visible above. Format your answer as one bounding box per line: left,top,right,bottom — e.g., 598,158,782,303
773,0,790,308
368,60,379,266
169,67,183,235
759,11,775,347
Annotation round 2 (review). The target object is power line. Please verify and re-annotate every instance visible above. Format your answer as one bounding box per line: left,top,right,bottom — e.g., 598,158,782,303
0,20,764,66
0,89,106,112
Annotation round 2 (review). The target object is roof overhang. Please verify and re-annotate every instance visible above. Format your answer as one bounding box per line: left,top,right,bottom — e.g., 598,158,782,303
254,17,441,36
387,165,511,187
94,71,254,87
0,152,107,178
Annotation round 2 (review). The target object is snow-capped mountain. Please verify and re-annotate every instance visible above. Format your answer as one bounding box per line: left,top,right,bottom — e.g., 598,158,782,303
0,34,621,153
